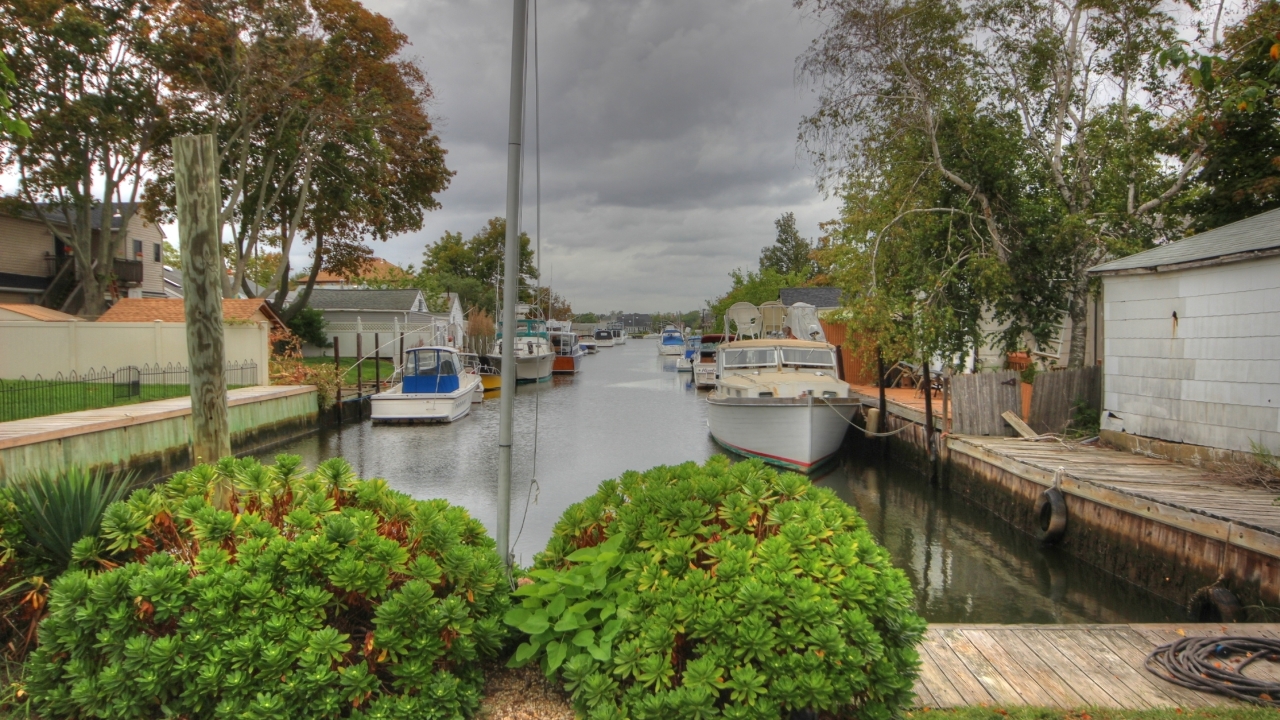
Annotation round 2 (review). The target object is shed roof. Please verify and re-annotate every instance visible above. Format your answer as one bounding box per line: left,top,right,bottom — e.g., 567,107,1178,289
306,288,425,312
779,287,843,308
1089,207,1280,275
0,304,84,322
97,298,282,327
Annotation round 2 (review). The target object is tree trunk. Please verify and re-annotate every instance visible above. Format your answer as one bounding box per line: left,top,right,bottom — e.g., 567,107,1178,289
174,134,231,466
278,232,325,323
1066,279,1090,368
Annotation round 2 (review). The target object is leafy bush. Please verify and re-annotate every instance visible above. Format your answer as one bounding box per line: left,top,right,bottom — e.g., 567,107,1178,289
27,455,509,720
287,306,330,348
506,456,925,720
8,466,135,571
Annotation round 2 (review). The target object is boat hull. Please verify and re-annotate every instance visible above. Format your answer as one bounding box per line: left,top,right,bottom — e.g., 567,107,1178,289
706,396,857,472
371,375,480,422
595,337,614,347
553,352,583,374
694,363,716,388
488,353,554,383
480,373,501,391
658,343,684,356
614,334,627,345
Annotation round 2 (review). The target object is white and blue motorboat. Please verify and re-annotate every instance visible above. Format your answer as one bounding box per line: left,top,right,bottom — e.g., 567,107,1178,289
658,325,685,356
676,335,701,371
371,346,481,423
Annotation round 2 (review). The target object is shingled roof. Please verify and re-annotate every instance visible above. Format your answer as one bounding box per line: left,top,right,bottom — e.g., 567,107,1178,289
779,287,843,308
1089,207,1280,275
306,289,426,312
0,304,84,322
96,298,282,328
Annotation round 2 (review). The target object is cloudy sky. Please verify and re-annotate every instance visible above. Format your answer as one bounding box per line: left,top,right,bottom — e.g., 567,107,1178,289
343,0,840,314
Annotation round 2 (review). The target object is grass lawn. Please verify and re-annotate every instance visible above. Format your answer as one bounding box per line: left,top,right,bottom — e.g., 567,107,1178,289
301,356,397,386
913,708,1278,720
0,382,193,422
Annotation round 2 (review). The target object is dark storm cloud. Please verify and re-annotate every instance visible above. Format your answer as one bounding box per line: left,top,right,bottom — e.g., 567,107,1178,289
352,0,839,311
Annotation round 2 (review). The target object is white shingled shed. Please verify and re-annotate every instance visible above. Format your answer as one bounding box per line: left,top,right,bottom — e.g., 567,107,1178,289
1088,208,1280,455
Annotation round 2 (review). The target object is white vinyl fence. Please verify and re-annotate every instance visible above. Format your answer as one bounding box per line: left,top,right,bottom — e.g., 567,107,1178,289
0,320,271,380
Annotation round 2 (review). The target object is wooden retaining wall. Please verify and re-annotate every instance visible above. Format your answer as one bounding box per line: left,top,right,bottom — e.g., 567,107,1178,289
0,386,318,482
856,404,1280,614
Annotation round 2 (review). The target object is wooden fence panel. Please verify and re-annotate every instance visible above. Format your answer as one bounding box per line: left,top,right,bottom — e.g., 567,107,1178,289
951,371,1020,436
1029,366,1101,434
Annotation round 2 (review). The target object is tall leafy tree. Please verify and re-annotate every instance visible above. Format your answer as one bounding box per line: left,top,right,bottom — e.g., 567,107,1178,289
759,211,817,278
2,0,169,317
421,217,538,312
797,0,1205,366
0,52,30,139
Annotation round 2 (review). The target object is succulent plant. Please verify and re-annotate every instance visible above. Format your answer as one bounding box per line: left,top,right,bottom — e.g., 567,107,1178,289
507,456,925,719
27,455,509,720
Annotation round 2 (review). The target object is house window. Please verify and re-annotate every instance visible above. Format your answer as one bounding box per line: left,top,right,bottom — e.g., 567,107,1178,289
133,239,142,258
153,242,161,262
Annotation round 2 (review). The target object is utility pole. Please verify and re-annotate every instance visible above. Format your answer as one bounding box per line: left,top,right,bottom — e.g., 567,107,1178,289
497,0,529,571
174,134,230,466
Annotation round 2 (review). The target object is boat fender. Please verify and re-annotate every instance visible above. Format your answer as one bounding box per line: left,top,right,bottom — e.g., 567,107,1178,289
864,407,881,437
1034,487,1067,544
1188,583,1244,622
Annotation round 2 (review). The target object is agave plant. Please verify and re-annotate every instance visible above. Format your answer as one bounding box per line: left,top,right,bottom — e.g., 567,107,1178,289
6,466,135,572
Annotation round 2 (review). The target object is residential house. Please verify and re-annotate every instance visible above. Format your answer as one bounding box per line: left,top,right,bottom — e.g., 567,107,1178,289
1087,207,1280,460
619,313,652,335
0,203,166,311
304,289,463,358
311,257,412,289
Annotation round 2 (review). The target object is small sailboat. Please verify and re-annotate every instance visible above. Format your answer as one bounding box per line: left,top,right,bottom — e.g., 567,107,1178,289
706,304,856,472
551,331,585,373
371,347,481,422
488,318,554,382
593,327,615,348
657,325,685,356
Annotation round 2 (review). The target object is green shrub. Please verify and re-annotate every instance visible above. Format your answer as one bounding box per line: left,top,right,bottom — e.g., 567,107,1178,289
507,456,926,720
27,455,509,720
287,306,330,348
7,466,135,571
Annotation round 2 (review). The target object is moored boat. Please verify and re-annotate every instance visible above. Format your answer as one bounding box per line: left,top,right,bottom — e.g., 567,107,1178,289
579,337,598,354
706,337,858,472
551,331,585,374
593,327,614,348
676,336,700,371
372,347,481,422
657,325,685,355
459,352,496,401
693,333,732,388
610,322,628,345
488,318,555,383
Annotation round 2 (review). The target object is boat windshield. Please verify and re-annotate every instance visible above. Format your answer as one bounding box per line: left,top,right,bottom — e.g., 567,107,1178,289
722,348,777,368
594,329,612,340
781,348,835,368
408,350,459,376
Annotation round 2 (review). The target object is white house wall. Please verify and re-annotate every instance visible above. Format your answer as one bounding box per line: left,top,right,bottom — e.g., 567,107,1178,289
1099,254,1280,453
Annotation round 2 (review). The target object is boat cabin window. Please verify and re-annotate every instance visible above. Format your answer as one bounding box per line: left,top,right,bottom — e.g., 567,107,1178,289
594,330,612,340
781,348,835,368
721,348,777,368
404,349,461,393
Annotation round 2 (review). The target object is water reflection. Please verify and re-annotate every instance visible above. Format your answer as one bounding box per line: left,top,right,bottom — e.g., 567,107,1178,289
262,339,1182,623
815,455,1183,623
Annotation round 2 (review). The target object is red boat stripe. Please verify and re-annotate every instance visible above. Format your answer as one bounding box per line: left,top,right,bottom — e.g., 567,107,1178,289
717,439,814,469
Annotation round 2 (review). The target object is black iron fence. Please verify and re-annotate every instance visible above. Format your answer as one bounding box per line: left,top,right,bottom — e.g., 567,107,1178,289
0,361,258,423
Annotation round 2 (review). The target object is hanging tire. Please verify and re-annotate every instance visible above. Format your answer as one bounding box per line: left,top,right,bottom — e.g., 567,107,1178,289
1034,487,1067,544
1188,585,1244,622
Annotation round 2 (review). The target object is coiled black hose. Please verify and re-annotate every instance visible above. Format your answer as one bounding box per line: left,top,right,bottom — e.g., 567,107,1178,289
1145,636,1280,707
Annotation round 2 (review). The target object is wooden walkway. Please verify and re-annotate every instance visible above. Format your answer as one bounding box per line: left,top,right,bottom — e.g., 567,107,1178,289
0,386,312,450
948,435,1280,559
847,384,948,424
915,623,1280,708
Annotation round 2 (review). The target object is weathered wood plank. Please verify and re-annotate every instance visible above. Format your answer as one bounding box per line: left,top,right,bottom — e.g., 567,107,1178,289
984,629,1088,708
1011,628,1121,707
961,628,1063,706
1101,626,1226,707
1067,627,1183,707
1034,628,1157,708
936,628,1026,705
920,630,996,706
912,649,968,708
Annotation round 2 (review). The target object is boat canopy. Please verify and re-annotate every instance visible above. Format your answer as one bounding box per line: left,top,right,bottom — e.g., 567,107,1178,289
594,328,612,340
403,347,461,393
497,318,549,340
660,328,685,346
784,303,825,342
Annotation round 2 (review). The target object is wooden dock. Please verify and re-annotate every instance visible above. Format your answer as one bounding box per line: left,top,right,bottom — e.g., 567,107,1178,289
915,623,1280,708
947,436,1280,561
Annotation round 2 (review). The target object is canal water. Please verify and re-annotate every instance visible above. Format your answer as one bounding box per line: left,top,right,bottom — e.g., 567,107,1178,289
262,339,1183,624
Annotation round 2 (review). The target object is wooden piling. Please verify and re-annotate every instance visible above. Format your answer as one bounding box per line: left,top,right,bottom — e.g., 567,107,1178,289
356,334,363,398
374,332,381,391
173,134,229,465
333,337,341,405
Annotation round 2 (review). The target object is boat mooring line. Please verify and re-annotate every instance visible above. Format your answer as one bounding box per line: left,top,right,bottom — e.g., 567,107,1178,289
819,397,915,437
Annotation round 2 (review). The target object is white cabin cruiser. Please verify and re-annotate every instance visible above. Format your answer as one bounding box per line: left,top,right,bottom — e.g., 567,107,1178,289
657,325,685,355
488,318,554,383
609,323,628,345
579,336,598,354
706,338,857,472
593,327,614,348
693,333,732,388
372,347,481,422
